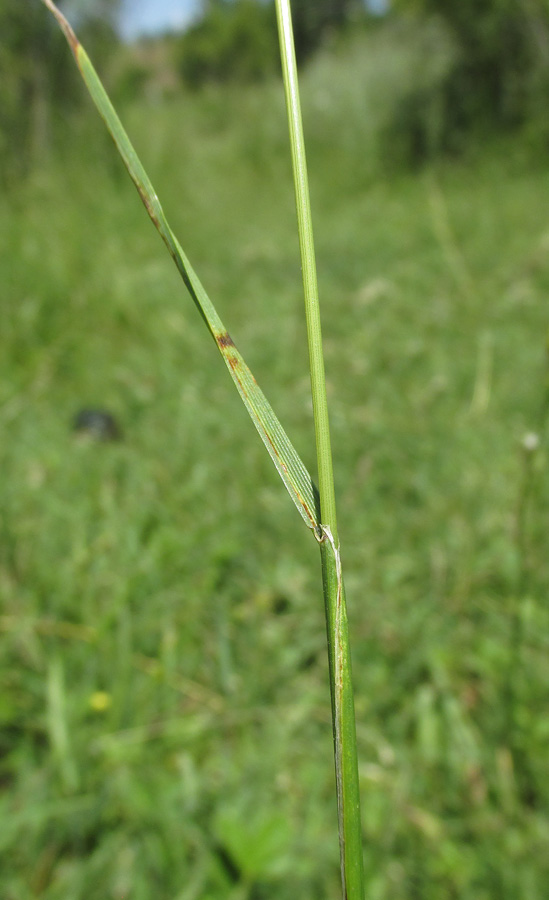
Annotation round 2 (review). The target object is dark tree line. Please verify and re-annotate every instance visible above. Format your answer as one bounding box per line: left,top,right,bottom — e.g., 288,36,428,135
290,0,364,58
177,0,367,88
390,0,549,158
177,0,549,153
4,0,549,177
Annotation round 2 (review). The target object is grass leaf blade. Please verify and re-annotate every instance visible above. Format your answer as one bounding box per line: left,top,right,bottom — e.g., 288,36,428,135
41,0,319,531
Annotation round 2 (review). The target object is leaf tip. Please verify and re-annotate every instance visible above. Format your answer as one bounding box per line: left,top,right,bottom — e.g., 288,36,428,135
41,0,80,56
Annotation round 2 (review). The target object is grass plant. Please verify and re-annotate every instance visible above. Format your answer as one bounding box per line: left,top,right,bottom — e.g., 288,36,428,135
39,0,363,895
2,7,549,900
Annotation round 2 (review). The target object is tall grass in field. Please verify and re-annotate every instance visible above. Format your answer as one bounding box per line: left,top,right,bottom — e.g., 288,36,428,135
3,3,549,899
39,0,363,895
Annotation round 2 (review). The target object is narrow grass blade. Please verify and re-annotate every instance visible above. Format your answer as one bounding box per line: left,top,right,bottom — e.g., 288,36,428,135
40,0,320,531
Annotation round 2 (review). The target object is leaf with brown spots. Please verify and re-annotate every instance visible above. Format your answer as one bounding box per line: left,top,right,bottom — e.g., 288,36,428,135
40,0,319,530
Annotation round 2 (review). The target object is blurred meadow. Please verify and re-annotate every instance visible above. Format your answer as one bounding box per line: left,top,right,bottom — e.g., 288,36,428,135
2,1,549,897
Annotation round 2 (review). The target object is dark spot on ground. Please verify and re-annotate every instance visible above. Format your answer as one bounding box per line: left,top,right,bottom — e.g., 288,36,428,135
72,409,122,442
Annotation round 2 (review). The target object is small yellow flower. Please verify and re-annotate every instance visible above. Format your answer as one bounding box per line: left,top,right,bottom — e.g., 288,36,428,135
89,691,112,712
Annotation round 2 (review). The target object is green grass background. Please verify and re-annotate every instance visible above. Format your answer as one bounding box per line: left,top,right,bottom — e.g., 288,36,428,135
2,31,549,900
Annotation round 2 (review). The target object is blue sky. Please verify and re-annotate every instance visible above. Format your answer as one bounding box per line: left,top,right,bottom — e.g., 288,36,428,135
119,0,203,41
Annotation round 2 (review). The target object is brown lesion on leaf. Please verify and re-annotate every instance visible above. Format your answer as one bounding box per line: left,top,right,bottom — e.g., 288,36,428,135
227,355,240,371
141,191,162,230
216,331,236,349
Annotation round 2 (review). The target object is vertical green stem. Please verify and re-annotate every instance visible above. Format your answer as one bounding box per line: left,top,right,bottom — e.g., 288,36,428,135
274,0,337,538
275,3,364,897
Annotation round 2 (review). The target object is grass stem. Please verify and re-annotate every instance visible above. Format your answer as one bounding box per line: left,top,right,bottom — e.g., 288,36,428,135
275,3,364,896
274,0,337,538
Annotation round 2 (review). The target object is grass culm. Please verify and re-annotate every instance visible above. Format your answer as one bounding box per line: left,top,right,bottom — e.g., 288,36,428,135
39,0,364,896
